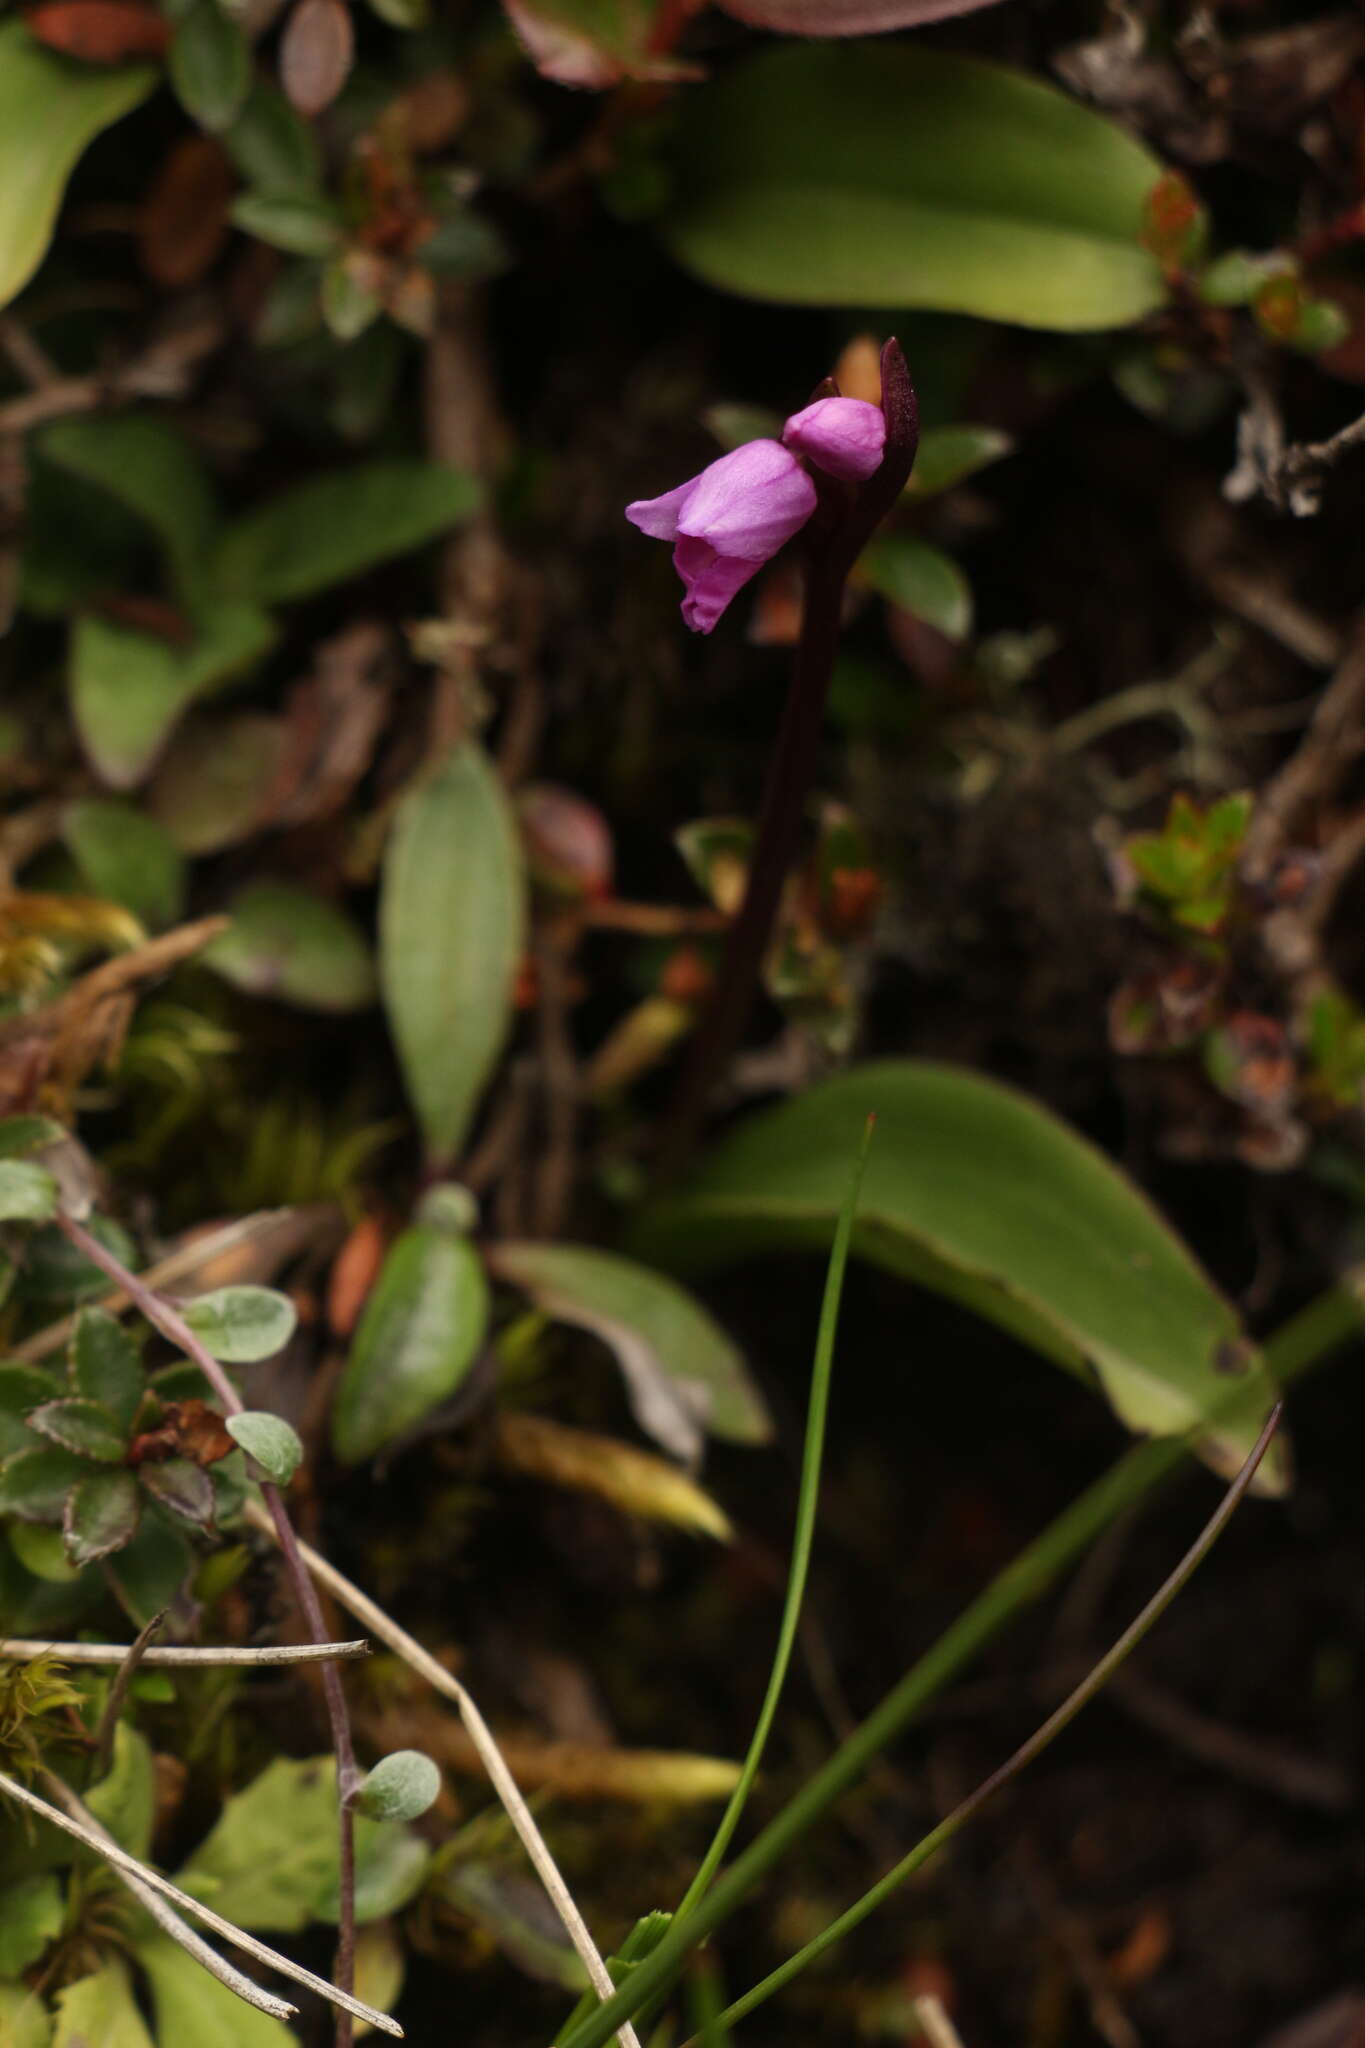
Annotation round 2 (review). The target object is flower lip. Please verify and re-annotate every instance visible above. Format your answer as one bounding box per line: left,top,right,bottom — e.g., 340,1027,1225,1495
782,396,886,482
625,439,818,634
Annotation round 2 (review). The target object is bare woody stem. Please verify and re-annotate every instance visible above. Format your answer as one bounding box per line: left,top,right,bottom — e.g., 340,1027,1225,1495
55,1210,360,2048
659,340,919,1177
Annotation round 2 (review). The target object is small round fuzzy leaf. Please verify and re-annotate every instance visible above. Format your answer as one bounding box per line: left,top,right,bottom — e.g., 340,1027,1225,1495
353,1750,441,1822
181,1285,298,1362
225,1410,303,1485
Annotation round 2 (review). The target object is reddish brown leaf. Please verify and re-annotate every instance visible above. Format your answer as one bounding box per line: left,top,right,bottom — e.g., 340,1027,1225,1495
129,1399,235,1469
25,0,169,61
139,134,236,289
279,0,354,117
327,1211,389,1340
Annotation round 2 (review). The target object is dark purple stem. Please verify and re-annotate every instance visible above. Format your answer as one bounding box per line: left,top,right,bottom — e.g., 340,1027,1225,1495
658,340,919,1177
56,1212,360,2047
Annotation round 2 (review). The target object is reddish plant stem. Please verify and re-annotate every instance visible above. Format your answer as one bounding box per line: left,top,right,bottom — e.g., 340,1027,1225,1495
658,340,919,1178
56,1212,359,2048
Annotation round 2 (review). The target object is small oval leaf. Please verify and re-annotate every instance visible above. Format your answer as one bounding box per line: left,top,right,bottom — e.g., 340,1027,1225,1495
226,1410,304,1486
379,744,526,1169
70,1307,144,1431
139,1455,216,1526
65,1467,142,1565
182,1286,298,1363
353,1750,441,1823
28,1397,127,1462
332,1225,490,1463
0,1160,59,1224
279,0,355,116
203,883,377,1012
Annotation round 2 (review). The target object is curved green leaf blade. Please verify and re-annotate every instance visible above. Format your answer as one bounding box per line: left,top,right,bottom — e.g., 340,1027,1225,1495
212,460,480,603
53,1955,154,2048
380,744,526,1169
856,533,972,641
635,1061,1286,1490
332,1224,490,1462
666,45,1171,331
203,882,377,1011
0,23,155,312
62,799,187,930
488,1241,771,1458
40,414,219,598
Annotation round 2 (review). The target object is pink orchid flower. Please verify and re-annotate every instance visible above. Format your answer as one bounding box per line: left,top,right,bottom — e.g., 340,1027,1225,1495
626,395,887,634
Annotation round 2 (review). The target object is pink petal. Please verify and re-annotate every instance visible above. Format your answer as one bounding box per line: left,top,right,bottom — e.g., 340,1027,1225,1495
625,476,699,542
675,440,817,559
783,397,886,481
673,537,766,635
715,0,1006,31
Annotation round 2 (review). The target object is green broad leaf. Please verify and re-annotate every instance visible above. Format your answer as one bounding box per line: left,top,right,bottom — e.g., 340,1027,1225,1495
70,1309,144,1431
70,601,279,790
138,1456,215,1527
61,800,187,930
0,1116,66,1159
85,1724,156,1859
0,1445,87,1523
0,1875,62,1977
0,1160,59,1224
332,1224,489,1463
65,1468,142,1565
212,460,480,603
53,1955,154,2048
855,532,972,641
230,190,345,256
0,1364,59,1459
40,414,219,599
9,1520,82,1582
168,0,252,132
148,711,288,855
175,1754,428,1931
225,1410,303,1485
181,1285,298,1362
27,1397,125,1462
488,1242,771,1460
0,21,154,312
908,424,1014,498
139,1938,295,2048
224,81,324,198
353,1749,441,1823
202,882,378,1012
105,1513,193,1624
666,45,1171,332
379,744,526,1169
0,1981,52,2048
634,1061,1287,1491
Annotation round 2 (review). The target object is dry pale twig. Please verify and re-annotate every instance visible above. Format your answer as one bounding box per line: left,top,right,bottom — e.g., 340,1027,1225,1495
0,1769,400,2036
0,1636,371,1666
40,1771,299,2025
243,1499,645,2048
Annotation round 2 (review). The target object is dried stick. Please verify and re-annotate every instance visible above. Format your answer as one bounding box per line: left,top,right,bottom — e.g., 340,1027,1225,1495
94,1610,164,1778
0,1770,399,2035
54,1211,361,2048
1,1637,371,1666
40,1771,299,2025
242,1498,644,2048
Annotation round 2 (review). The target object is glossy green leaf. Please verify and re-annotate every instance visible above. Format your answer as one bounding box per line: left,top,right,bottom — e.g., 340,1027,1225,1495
667,45,1171,331
202,882,378,1011
27,1397,125,1462
908,423,1013,498
182,1285,297,1362
70,1309,143,1431
230,190,344,256
379,744,526,1168
225,1410,303,1485
0,1875,62,1977
353,1749,441,1822
53,1956,154,2048
40,413,219,597
61,800,187,930
636,1061,1287,1490
168,0,251,132
333,1224,490,1462
856,532,972,640
224,81,323,197
65,1468,141,1565
0,1161,58,1224
70,601,278,789
0,22,154,311
489,1242,770,1460
139,1938,295,2048
212,460,480,603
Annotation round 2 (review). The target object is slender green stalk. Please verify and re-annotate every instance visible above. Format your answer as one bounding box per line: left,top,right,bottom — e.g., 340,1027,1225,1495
701,1401,1283,2038
674,1115,874,1922
556,1284,1359,2048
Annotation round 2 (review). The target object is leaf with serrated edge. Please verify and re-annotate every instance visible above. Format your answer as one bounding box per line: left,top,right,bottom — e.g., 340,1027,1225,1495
27,1397,126,1462
65,1467,141,1565
70,1308,144,1430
